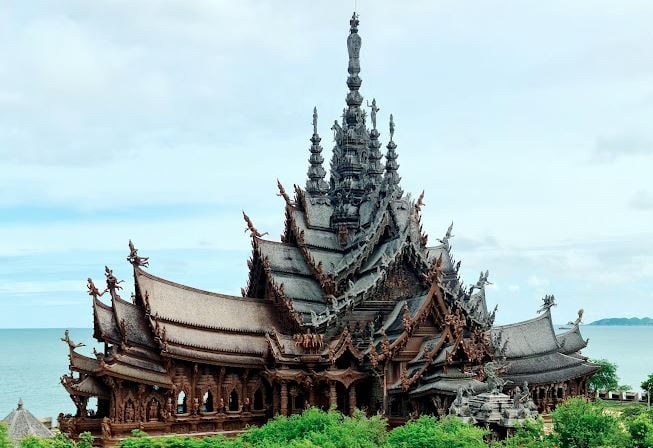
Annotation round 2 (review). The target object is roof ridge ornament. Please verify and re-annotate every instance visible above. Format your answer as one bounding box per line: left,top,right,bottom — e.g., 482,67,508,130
243,211,268,239
537,294,556,314
127,240,149,268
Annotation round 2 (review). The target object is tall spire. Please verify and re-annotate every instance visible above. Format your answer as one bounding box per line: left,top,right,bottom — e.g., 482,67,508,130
306,107,329,199
329,13,370,231
384,114,402,195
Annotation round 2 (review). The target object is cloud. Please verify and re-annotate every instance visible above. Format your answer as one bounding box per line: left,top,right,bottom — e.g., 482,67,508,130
591,134,653,163
629,190,653,210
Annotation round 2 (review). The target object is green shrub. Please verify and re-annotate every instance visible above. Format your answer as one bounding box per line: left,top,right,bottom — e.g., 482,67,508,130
551,397,630,448
387,415,488,448
628,413,653,448
0,423,11,448
500,418,557,448
238,408,386,448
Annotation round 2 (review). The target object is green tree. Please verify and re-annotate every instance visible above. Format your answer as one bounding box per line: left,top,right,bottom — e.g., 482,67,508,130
500,419,557,448
587,359,619,392
551,397,630,448
387,415,488,448
642,373,653,394
627,413,653,448
0,423,11,448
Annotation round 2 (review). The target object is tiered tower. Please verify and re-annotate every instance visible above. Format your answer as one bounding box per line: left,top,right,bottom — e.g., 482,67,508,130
305,107,329,200
329,13,370,230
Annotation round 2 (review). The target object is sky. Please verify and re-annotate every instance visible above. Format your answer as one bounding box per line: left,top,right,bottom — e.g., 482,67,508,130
0,0,652,328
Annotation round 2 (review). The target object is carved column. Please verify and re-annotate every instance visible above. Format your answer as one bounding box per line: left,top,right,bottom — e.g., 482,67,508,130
273,384,280,415
329,381,337,409
348,383,356,416
280,381,288,416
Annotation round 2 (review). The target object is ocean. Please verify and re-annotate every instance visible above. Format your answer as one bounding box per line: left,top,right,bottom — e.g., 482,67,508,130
0,326,651,420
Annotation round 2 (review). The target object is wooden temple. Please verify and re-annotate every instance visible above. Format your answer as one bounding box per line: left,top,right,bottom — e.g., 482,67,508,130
58,13,599,444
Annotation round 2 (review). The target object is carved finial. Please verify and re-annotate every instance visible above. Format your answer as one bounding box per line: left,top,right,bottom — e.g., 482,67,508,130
87,278,107,300
242,211,268,238
415,191,425,213
389,114,395,141
104,266,124,297
312,107,318,135
537,294,556,314
277,179,293,205
17,399,24,411
127,240,149,268
61,330,85,349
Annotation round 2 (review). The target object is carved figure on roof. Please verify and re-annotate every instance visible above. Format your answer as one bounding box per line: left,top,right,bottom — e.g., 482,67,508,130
538,294,556,314
104,266,124,295
475,270,491,289
127,240,149,268
87,278,107,300
242,211,268,238
415,190,425,213
569,309,584,326
61,330,85,349
388,114,395,141
276,180,293,206
366,98,380,130
437,222,454,245
331,120,343,144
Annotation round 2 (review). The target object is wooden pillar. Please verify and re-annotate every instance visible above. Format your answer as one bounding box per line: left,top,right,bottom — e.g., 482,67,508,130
329,381,337,409
272,384,280,416
349,383,357,416
280,382,288,416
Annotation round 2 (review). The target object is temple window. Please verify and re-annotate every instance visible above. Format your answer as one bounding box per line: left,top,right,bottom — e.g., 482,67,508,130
177,391,187,414
203,391,214,412
87,397,98,417
228,390,239,411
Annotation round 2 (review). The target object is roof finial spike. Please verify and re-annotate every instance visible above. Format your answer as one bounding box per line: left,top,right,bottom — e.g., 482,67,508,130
389,113,395,141
17,398,24,410
312,106,318,135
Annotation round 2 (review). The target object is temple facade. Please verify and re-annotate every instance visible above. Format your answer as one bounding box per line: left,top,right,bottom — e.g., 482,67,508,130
59,13,599,444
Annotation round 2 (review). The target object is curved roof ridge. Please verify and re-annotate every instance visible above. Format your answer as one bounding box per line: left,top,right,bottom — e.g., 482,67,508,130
135,267,269,304
493,308,552,330
153,315,268,335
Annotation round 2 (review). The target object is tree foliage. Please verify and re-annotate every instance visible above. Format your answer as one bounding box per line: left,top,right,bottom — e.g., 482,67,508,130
551,397,630,448
588,359,619,392
386,416,488,448
0,423,12,448
642,374,653,393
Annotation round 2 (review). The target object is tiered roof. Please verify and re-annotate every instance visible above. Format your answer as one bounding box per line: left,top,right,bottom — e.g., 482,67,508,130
62,12,598,402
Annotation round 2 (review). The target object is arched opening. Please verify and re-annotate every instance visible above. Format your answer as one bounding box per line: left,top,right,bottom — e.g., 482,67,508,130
253,388,264,410
203,391,214,412
177,391,187,414
87,397,98,417
147,398,160,421
228,389,239,412
336,382,349,415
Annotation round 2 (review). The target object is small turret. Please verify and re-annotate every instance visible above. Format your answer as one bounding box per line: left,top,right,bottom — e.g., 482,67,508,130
383,114,402,195
306,107,329,199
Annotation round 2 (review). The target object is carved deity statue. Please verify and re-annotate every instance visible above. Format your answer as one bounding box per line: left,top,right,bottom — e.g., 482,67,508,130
366,98,380,130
